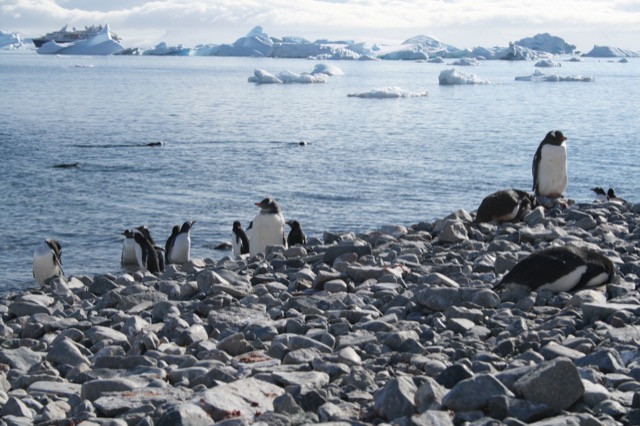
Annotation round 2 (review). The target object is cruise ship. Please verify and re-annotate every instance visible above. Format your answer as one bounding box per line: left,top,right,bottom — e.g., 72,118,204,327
32,24,121,48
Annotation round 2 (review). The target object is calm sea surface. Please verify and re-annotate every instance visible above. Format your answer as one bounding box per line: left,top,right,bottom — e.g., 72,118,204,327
1,52,638,293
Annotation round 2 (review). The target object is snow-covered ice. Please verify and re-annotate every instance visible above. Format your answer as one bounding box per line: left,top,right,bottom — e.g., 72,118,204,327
535,59,561,67
515,69,594,82
439,68,490,85
347,87,428,98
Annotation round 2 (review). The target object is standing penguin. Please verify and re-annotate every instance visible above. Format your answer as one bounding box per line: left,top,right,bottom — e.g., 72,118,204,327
133,231,162,273
532,130,568,198
33,239,65,286
167,221,195,264
121,229,139,267
136,225,164,272
286,220,307,247
231,221,250,257
164,225,180,265
496,245,614,295
250,197,286,257
591,187,608,203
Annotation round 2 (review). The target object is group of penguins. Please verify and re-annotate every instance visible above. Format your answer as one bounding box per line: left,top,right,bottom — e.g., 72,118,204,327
32,197,306,286
33,131,622,298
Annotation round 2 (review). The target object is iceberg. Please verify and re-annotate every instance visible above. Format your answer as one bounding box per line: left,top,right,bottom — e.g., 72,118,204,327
0,30,25,49
310,64,344,76
535,59,561,67
582,45,639,58
449,58,480,66
347,87,428,99
515,70,594,82
438,68,490,85
36,24,124,55
141,42,191,56
248,68,329,84
515,33,576,55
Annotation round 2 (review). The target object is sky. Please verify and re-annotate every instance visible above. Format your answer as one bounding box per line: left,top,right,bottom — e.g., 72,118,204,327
1,0,639,52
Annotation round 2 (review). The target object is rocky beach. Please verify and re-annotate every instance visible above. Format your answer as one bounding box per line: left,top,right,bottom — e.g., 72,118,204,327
1,197,640,426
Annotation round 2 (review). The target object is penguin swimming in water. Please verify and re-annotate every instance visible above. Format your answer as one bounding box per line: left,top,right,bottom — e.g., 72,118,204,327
250,197,286,257
121,229,140,267
33,239,64,286
532,130,568,198
286,220,307,247
167,221,195,264
496,245,614,295
475,189,538,224
164,225,180,265
591,187,608,203
231,221,250,257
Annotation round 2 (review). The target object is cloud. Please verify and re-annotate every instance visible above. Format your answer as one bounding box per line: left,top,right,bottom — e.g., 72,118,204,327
1,0,639,51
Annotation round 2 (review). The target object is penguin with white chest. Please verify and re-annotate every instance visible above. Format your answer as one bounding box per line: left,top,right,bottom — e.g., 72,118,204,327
591,187,608,203
496,245,614,296
250,197,286,257
532,130,568,198
33,239,64,286
133,231,162,273
166,221,195,264
121,229,139,267
231,221,250,257
475,189,538,224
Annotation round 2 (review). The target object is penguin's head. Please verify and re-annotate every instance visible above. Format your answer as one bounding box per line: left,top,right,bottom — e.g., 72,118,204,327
256,197,281,213
181,221,195,232
286,220,301,230
232,221,242,230
591,187,606,196
45,239,62,257
607,188,617,198
545,130,567,144
123,229,135,238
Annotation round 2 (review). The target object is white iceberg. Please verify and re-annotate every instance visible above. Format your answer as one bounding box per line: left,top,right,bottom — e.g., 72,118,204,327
142,42,191,56
438,68,490,85
535,59,561,67
347,87,428,99
582,45,639,58
515,70,594,82
248,68,329,84
449,58,480,66
0,30,25,49
36,24,124,55
310,64,344,76
515,33,576,55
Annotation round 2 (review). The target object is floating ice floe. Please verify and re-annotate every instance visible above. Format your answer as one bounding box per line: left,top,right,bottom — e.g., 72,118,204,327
249,68,329,84
515,69,594,82
449,58,480,66
535,59,561,67
347,87,428,98
310,63,345,76
438,68,490,85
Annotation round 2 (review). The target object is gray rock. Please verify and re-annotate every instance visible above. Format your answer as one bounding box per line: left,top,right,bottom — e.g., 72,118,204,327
514,357,584,411
374,376,418,420
195,377,284,422
81,378,140,401
443,374,514,411
414,377,447,412
156,402,213,426
46,337,91,367
0,347,42,372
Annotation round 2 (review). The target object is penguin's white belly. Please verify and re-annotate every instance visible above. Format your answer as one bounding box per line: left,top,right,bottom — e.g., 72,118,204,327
538,144,567,197
171,234,191,263
121,240,138,265
537,265,585,293
33,246,60,286
232,235,243,257
250,213,286,256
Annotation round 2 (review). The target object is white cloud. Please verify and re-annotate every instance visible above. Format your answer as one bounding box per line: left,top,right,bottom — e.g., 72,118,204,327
1,0,638,51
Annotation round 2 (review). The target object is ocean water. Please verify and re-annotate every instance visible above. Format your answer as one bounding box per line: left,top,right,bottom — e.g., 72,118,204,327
1,52,638,294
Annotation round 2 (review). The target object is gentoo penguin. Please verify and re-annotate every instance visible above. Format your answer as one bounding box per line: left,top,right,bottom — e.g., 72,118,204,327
231,221,250,257
497,245,614,295
591,187,608,203
286,220,307,247
133,231,161,273
250,197,287,257
475,189,538,224
136,225,164,272
121,229,139,267
167,221,195,264
607,188,628,205
532,130,568,198
33,239,64,286
164,225,180,265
